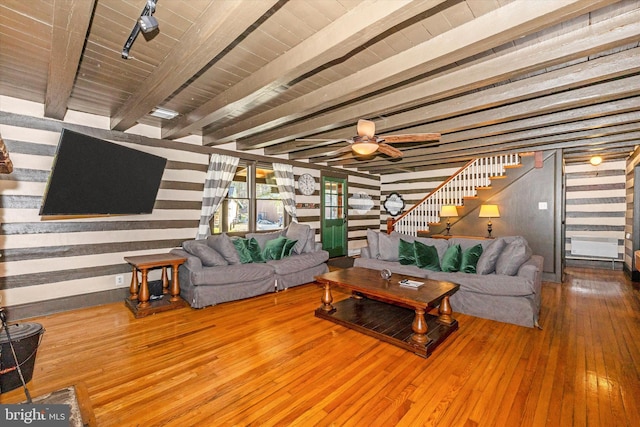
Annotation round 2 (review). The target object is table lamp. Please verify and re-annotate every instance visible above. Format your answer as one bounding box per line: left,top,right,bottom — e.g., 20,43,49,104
439,205,458,236
479,204,500,238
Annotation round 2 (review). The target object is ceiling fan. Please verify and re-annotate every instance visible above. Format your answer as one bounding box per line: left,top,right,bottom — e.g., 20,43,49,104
299,119,440,158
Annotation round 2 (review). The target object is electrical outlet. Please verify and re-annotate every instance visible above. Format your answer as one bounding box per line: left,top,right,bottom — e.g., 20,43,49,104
115,275,125,286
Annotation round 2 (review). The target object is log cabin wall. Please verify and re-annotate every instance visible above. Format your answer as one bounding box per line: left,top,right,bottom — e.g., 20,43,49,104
564,159,627,270
625,148,640,280
0,97,379,320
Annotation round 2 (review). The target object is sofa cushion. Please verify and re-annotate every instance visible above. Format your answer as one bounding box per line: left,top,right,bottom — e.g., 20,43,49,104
303,228,317,253
267,251,329,275
379,232,400,261
189,263,274,286
399,238,415,265
460,244,483,273
182,240,228,267
414,240,441,271
286,222,310,254
366,229,380,259
476,238,506,275
450,237,495,252
262,235,289,260
246,229,286,251
206,233,241,265
441,244,461,272
426,271,536,297
393,233,449,262
495,237,532,276
353,257,429,278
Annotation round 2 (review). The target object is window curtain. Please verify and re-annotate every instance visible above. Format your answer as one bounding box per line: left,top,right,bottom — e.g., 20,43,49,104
273,163,298,222
196,154,239,240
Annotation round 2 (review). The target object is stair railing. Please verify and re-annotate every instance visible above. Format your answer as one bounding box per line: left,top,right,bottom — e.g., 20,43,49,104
388,154,521,235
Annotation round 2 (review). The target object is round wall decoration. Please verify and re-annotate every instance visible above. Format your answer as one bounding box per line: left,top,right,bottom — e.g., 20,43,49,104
348,192,374,214
383,192,405,217
297,173,316,195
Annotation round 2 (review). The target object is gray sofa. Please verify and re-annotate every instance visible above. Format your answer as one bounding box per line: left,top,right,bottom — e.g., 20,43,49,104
170,223,329,309
354,230,543,328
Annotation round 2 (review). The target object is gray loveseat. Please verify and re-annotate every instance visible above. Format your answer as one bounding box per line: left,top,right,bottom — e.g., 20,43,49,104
354,230,543,328
170,222,329,309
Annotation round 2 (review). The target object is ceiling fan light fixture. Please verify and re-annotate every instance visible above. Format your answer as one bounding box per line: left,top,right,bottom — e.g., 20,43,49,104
357,119,376,139
352,140,378,155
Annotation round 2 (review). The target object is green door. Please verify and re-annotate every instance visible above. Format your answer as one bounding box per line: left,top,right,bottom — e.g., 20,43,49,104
321,176,348,257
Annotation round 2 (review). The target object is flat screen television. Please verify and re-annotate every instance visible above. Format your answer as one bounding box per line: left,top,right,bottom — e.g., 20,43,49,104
39,129,167,216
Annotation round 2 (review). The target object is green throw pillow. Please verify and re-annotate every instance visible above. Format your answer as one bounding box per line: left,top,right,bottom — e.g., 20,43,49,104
460,244,483,273
231,238,253,264
441,244,461,272
414,240,441,271
281,238,298,258
398,239,415,265
246,237,265,263
262,235,289,260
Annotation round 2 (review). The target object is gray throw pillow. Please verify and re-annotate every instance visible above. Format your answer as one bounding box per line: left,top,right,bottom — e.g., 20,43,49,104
303,228,316,253
495,237,532,276
366,229,380,259
476,238,507,275
378,232,400,261
206,233,241,265
286,222,311,254
183,240,228,267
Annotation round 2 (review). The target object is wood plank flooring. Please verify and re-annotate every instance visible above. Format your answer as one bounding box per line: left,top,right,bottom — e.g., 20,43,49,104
1,267,639,426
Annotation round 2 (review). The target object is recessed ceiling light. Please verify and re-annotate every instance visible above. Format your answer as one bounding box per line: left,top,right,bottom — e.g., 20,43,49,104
150,107,179,120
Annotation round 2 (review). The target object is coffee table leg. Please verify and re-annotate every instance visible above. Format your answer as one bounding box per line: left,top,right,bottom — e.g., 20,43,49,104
320,282,334,312
438,296,454,325
411,308,428,345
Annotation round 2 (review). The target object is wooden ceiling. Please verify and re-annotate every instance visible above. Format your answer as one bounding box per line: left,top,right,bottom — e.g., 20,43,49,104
1,0,639,174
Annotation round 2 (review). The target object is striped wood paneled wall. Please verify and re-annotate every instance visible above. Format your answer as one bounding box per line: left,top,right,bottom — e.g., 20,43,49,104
625,149,640,274
564,160,626,267
0,97,379,317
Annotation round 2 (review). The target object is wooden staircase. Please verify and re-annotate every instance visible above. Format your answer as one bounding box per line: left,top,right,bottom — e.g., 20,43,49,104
388,154,524,235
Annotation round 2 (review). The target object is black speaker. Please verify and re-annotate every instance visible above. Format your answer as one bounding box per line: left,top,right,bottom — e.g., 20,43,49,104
0,322,44,393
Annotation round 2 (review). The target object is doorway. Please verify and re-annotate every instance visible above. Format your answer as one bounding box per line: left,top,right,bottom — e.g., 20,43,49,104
321,175,347,257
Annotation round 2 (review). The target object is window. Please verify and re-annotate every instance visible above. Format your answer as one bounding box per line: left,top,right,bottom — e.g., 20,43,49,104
211,163,285,234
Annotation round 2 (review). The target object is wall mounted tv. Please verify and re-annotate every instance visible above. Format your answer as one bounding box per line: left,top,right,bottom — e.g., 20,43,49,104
39,129,167,216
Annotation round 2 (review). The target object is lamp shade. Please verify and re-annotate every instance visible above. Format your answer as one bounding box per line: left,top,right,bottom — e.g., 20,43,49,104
479,204,500,218
440,205,458,217
352,141,378,155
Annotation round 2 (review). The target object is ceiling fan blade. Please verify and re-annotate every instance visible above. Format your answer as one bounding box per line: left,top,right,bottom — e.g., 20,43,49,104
382,133,441,143
377,143,403,158
357,119,376,138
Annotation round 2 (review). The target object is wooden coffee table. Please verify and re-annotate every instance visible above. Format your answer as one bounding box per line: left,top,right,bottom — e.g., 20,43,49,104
314,267,459,358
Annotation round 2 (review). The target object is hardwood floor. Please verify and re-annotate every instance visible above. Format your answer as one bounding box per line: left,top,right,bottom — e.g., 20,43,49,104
1,267,639,426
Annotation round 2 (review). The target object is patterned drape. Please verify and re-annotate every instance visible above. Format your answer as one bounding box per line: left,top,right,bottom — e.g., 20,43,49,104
196,154,239,239
273,163,297,222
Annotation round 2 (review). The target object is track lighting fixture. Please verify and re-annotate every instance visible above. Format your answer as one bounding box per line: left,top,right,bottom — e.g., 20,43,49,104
122,0,159,59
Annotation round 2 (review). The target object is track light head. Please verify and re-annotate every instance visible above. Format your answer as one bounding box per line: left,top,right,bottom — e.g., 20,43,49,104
138,15,158,33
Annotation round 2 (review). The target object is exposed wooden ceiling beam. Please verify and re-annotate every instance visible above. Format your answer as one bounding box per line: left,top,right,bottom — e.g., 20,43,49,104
160,0,451,140
288,99,640,160
110,0,279,132
259,8,640,154
305,48,640,169
211,0,621,148
44,0,95,120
